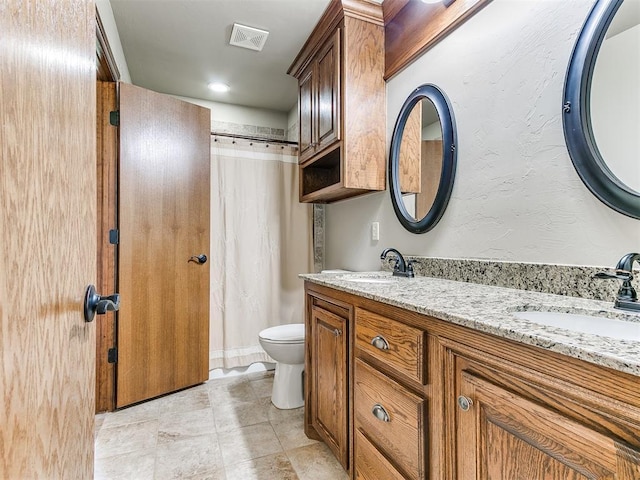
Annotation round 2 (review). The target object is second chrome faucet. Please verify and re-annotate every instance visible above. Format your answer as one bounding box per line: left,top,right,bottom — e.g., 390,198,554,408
380,248,415,278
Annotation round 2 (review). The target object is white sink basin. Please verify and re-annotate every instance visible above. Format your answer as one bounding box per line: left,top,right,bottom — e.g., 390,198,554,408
513,311,640,341
341,277,397,284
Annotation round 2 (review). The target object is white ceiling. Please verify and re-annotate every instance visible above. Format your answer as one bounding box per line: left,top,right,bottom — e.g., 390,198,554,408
110,0,332,112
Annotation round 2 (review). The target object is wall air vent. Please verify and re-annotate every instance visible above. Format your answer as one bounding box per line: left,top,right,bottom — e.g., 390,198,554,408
229,23,269,52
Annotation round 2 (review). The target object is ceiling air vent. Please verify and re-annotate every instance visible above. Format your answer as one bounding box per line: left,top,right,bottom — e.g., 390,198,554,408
229,23,269,52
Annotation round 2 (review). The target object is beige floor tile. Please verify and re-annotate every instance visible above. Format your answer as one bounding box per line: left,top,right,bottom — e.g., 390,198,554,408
246,369,275,381
225,452,299,480
249,376,275,399
153,387,211,414
218,422,283,466
272,414,318,451
213,396,271,432
95,372,337,480
95,419,158,459
155,434,224,480
286,443,349,480
95,413,106,440
101,399,161,429
207,378,258,405
268,403,304,425
95,450,156,480
158,407,216,443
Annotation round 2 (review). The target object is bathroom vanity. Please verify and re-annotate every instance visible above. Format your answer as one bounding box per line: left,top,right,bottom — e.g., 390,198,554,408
302,272,640,479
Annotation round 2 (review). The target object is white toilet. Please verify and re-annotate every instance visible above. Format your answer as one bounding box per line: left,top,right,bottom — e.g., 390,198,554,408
258,323,305,409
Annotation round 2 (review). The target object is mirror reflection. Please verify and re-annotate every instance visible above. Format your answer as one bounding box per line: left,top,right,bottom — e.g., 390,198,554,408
398,98,443,222
590,0,640,192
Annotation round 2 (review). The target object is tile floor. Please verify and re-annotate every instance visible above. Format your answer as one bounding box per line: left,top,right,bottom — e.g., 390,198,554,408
95,371,349,479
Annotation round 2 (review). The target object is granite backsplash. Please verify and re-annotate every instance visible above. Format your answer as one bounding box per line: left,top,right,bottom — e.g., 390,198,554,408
381,256,639,302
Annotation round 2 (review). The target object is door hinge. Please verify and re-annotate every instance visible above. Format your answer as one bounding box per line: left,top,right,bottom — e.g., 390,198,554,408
109,229,119,245
109,110,119,126
108,347,118,364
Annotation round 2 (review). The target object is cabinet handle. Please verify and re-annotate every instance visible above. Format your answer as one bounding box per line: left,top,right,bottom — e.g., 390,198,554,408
457,395,473,412
333,328,342,337
372,403,390,422
370,335,389,350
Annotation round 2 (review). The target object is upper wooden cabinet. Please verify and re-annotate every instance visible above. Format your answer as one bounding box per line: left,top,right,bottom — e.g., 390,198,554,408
288,0,386,203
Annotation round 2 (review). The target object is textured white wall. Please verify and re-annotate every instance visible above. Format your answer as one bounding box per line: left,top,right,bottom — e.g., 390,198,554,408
173,96,288,131
326,0,640,271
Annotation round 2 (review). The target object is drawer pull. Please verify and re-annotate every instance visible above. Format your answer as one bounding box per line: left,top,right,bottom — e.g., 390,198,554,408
372,403,390,422
370,335,389,350
457,395,473,412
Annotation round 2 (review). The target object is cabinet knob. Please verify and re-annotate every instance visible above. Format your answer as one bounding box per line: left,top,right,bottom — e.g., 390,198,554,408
457,395,473,412
370,335,389,350
333,328,342,337
372,403,390,422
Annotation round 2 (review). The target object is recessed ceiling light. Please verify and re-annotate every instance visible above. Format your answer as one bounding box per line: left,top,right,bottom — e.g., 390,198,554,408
208,82,230,93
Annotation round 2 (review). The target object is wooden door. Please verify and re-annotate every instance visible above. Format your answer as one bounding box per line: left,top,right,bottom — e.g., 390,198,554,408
117,83,211,408
456,370,640,479
316,28,341,153
1,1,97,477
311,305,349,469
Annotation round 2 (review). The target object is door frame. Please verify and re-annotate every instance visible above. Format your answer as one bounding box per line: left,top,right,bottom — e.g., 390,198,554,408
95,7,119,412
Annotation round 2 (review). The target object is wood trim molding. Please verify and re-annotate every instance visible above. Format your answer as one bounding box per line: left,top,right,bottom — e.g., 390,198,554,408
384,0,492,80
95,81,118,413
96,7,120,82
287,0,383,78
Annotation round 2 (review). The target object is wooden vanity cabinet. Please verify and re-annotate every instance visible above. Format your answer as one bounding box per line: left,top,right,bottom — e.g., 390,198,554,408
304,282,640,479
288,0,386,203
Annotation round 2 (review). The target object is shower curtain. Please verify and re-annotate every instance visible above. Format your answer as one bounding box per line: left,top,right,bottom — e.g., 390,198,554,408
209,136,313,369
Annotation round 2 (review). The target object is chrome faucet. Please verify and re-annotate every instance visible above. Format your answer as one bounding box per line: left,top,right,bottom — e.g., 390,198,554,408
380,248,415,278
594,252,640,312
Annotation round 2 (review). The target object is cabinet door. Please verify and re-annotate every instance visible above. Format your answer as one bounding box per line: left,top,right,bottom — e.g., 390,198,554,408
311,305,349,469
456,370,640,480
315,28,341,153
298,65,315,163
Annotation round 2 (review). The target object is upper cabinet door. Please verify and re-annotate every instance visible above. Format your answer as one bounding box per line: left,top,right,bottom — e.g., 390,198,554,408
456,370,640,479
315,29,341,152
1,0,97,477
298,66,315,163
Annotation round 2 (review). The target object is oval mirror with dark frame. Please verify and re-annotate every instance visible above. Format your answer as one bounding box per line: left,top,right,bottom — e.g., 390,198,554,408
389,84,457,234
563,0,640,219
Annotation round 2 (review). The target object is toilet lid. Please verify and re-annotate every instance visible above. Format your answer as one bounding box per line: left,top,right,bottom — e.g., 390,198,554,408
259,323,305,343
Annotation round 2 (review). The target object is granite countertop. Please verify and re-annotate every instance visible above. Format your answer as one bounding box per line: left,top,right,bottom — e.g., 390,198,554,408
300,271,640,377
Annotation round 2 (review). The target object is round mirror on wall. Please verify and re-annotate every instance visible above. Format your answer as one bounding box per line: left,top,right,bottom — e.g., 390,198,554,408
563,0,640,218
389,84,457,234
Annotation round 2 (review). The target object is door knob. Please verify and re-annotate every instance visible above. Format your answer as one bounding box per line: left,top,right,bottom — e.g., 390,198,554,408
188,254,207,264
84,284,120,323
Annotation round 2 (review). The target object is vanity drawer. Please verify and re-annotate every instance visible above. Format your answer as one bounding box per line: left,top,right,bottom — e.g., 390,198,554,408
355,430,405,480
354,359,426,480
356,308,426,384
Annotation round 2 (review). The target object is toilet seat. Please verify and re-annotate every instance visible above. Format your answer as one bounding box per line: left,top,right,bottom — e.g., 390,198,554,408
259,323,304,344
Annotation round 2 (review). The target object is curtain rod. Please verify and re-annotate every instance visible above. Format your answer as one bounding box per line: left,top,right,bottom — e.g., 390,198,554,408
211,131,298,146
